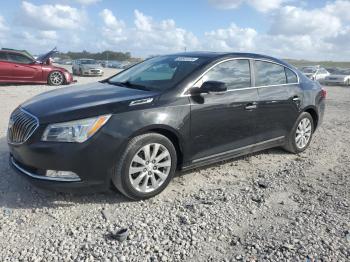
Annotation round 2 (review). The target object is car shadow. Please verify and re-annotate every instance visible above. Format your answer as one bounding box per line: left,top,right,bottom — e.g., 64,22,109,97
176,147,290,178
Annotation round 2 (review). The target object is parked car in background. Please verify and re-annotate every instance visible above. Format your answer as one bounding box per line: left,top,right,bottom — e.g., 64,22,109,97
58,59,73,65
324,74,350,86
72,59,104,76
0,48,73,86
8,52,326,200
301,66,330,82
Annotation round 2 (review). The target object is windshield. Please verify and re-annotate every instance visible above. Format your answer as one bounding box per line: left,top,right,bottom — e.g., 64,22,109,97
302,68,317,73
107,55,207,91
81,59,98,65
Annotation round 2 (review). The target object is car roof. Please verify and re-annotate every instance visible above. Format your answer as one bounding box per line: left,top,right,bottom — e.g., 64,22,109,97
167,51,292,67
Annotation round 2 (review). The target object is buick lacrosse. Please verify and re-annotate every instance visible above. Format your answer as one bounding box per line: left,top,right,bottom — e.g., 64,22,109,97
7,52,326,200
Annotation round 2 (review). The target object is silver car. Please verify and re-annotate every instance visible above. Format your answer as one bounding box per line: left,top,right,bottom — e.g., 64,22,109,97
301,66,330,82
72,59,104,76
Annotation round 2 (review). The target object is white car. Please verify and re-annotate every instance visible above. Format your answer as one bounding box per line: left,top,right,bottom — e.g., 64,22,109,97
301,66,330,82
72,59,104,76
324,74,350,86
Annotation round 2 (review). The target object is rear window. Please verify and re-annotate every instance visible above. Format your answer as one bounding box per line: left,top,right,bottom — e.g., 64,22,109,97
255,61,287,86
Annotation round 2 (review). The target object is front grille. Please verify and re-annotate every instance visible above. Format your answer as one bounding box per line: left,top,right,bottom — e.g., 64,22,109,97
90,69,100,73
7,108,39,144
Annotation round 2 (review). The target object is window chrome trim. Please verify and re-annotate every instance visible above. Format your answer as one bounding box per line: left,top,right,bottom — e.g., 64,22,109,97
181,57,300,97
10,157,81,182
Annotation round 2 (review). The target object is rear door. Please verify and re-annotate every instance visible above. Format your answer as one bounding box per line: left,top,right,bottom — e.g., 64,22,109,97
7,53,42,82
189,59,259,162
0,52,13,81
254,60,302,142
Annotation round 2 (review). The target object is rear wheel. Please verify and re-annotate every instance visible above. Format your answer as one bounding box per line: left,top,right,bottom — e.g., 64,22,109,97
112,133,177,200
283,112,314,154
48,71,65,86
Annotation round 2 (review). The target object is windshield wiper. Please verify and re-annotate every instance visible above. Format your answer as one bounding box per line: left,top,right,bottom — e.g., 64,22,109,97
107,80,151,91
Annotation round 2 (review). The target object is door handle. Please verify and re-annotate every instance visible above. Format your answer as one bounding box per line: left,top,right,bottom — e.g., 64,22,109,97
292,96,300,102
245,103,257,110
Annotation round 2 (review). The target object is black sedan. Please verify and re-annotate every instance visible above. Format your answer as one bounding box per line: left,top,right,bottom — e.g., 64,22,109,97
7,52,326,200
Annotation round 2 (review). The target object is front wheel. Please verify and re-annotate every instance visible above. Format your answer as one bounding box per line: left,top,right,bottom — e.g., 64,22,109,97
112,133,177,200
48,71,65,86
283,112,314,154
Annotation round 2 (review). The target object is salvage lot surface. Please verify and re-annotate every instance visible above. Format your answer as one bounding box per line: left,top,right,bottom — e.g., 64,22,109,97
0,76,349,261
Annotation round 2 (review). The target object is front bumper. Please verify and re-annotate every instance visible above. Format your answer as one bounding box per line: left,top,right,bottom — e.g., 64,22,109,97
324,80,347,85
64,72,74,84
81,69,103,76
8,124,124,193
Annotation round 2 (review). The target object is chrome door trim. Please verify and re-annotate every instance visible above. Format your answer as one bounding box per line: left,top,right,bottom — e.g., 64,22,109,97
192,136,285,163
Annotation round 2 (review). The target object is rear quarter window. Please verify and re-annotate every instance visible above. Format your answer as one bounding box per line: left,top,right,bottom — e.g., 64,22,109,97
285,68,298,83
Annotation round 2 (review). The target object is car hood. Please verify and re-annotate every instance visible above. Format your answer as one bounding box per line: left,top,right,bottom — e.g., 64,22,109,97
21,82,159,124
36,48,58,63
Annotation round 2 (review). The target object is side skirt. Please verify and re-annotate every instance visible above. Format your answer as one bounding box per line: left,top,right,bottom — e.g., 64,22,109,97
180,136,285,171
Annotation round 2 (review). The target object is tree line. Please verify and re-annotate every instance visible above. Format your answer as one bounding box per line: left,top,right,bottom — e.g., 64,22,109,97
57,50,133,61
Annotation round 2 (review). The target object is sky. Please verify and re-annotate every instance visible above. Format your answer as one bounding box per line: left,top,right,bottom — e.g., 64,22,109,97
0,0,349,60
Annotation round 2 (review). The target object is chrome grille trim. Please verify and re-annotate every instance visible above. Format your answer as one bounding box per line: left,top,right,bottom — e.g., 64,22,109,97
7,108,39,145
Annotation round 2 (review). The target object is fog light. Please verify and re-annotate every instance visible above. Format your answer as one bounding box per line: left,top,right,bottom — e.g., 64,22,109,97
46,170,81,181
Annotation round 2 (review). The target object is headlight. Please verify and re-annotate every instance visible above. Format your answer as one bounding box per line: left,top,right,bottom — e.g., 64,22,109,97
42,115,111,143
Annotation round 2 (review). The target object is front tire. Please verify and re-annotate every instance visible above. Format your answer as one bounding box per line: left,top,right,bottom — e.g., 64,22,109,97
283,112,314,154
112,133,177,200
48,71,65,86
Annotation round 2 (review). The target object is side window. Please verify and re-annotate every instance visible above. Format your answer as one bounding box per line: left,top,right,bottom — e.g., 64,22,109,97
254,61,286,86
0,52,8,61
285,68,298,84
7,53,33,64
202,59,251,90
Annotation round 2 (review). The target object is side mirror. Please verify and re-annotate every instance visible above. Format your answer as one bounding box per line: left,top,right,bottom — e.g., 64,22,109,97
200,81,227,94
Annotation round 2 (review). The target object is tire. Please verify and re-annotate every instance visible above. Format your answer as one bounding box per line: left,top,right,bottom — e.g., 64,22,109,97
79,69,83,76
347,79,350,86
112,133,177,200
48,71,65,86
283,112,314,154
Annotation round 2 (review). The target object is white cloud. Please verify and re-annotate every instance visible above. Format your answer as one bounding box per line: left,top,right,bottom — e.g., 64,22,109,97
0,15,8,32
75,0,101,5
270,5,342,37
99,9,199,55
209,0,284,12
100,9,126,43
204,0,350,60
205,23,257,51
19,1,86,30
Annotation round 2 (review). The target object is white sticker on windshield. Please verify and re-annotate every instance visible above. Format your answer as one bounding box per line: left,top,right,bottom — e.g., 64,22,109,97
175,57,198,62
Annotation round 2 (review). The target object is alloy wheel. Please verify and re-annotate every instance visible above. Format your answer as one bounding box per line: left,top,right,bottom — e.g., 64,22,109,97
50,72,64,85
295,118,312,149
129,143,171,193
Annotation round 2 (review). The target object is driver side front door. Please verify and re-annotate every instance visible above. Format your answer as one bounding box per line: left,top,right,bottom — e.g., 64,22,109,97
188,59,259,164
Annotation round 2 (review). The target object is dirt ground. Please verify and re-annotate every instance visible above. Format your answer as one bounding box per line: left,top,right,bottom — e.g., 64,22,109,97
0,74,349,261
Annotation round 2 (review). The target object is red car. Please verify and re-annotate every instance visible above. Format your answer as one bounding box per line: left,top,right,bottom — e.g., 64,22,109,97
0,48,74,86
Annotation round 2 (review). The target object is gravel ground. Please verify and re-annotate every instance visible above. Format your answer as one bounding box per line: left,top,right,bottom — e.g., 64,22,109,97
0,75,349,261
